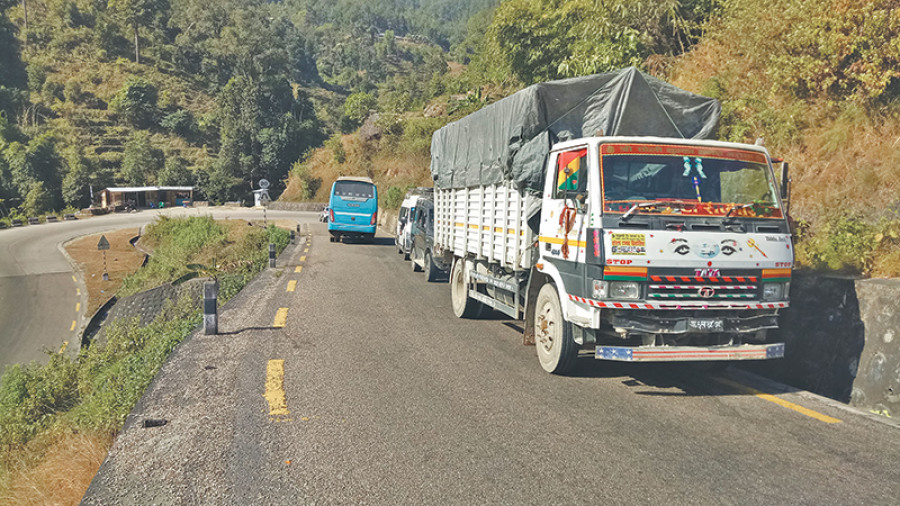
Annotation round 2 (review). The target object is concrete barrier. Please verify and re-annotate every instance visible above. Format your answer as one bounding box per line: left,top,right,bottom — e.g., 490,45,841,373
45,215,58,223
27,217,40,225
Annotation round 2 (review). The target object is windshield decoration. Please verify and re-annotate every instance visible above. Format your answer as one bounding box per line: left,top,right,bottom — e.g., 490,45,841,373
683,157,706,202
557,149,586,191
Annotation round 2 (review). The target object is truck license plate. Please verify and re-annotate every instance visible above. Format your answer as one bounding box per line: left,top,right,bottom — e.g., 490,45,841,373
688,318,724,332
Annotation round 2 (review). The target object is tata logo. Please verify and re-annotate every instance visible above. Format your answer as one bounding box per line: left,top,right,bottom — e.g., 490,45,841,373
698,287,716,298
695,268,721,277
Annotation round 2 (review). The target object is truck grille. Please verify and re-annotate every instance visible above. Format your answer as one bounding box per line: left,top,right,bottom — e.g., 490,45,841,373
647,275,758,301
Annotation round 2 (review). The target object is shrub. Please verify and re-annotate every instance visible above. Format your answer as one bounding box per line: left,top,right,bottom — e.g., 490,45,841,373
160,109,197,139
110,78,159,129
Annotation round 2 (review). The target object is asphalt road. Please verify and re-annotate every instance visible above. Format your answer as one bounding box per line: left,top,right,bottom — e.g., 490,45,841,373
83,222,900,505
0,207,316,369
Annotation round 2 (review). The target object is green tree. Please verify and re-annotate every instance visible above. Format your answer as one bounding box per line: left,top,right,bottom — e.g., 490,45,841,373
107,0,171,64
110,78,159,129
61,149,93,208
157,155,193,186
121,131,163,185
4,134,63,210
22,181,52,216
342,92,378,132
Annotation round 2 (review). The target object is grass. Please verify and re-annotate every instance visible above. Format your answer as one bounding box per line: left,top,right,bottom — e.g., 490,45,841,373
65,228,146,316
0,216,291,504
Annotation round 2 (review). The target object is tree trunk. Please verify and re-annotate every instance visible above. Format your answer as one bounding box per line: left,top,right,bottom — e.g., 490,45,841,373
133,22,140,64
21,0,27,48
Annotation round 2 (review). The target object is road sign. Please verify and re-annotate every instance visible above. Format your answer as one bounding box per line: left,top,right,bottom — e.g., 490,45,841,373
258,179,270,190
97,235,110,250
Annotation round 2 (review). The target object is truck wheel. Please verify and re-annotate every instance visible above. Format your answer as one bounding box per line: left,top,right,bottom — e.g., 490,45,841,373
534,283,577,374
425,251,439,282
450,258,483,318
411,253,422,272
403,250,410,261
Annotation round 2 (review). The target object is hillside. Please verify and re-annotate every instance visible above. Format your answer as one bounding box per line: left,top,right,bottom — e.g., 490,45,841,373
0,0,500,220
284,0,900,277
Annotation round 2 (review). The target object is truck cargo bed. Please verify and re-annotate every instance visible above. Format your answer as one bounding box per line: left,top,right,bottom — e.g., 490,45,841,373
434,186,538,270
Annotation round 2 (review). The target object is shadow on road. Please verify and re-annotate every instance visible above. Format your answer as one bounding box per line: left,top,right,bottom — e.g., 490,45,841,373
217,326,280,336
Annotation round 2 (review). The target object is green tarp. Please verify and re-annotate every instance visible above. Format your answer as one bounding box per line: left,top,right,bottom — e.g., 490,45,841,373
430,67,721,193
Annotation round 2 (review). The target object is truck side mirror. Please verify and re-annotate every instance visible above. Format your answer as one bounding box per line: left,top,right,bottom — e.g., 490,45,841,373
573,193,586,212
780,162,791,216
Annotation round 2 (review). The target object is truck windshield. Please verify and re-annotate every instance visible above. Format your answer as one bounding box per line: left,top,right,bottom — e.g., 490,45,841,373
600,144,782,219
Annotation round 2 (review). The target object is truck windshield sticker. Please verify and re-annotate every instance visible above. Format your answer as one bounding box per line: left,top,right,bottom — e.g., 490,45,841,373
611,233,646,255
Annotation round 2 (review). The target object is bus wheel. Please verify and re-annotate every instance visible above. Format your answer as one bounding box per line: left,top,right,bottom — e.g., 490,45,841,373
534,283,577,374
450,258,483,318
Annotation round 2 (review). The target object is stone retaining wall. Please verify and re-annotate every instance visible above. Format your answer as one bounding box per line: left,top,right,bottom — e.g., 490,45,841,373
745,274,899,416
269,201,327,212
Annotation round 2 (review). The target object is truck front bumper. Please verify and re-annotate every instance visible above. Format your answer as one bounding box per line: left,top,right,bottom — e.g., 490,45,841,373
596,343,785,362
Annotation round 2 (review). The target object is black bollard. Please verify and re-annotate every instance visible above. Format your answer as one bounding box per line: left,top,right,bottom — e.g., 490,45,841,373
203,281,218,335
269,243,276,268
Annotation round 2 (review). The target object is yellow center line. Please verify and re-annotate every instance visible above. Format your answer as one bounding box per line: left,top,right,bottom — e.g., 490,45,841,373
76,288,81,296
715,377,842,424
75,302,81,312
70,320,76,331
300,255,307,262
263,359,290,416
72,275,77,283
304,248,309,254
286,280,297,292
295,266,303,273
273,307,289,328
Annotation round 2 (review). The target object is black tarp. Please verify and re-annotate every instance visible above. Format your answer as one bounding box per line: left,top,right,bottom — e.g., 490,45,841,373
430,67,721,192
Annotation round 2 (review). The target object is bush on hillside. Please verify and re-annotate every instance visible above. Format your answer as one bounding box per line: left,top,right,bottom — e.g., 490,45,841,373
110,78,159,130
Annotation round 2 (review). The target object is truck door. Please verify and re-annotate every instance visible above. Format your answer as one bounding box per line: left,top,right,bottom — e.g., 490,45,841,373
540,147,590,295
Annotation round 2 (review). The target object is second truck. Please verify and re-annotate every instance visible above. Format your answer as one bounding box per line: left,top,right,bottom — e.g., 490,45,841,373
430,67,793,374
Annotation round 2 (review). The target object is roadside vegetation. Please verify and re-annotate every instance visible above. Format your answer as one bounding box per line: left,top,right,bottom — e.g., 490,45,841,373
0,216,289,504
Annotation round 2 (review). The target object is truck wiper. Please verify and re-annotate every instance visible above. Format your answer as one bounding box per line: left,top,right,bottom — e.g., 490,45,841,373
620,202,658,220
724,203,755,220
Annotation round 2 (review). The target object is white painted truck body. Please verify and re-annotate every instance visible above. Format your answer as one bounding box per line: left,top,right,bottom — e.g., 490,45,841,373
436,136,793,372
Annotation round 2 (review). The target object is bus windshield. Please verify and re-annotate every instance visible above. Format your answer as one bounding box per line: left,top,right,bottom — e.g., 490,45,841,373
600,144,783,219
334,181,375,199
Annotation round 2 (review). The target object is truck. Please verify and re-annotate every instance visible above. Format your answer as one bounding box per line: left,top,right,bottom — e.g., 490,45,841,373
430,67,793,374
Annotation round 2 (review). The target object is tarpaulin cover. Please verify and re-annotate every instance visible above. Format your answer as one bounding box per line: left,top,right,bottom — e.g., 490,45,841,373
430,67,721,192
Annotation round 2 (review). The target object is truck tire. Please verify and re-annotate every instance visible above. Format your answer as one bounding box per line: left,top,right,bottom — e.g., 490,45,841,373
425,251,439,282
411,252,422,272
534,283,577,374
450,258,483,318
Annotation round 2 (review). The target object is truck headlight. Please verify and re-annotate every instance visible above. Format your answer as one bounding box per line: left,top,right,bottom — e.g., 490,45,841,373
593,280,639,300
762,282,788,301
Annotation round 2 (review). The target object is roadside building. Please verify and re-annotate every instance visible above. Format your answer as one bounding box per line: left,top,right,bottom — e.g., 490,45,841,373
100,186,195,209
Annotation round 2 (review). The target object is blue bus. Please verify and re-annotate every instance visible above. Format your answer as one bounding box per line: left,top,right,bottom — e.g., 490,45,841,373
327,176,378,242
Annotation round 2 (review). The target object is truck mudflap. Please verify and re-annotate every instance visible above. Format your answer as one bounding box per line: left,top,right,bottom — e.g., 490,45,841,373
595,343,785,362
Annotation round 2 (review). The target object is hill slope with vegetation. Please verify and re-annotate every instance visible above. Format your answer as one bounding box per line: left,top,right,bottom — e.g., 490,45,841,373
284,0,900,276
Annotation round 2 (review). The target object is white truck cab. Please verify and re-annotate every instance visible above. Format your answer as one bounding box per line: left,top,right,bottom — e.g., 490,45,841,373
436,136,792,374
